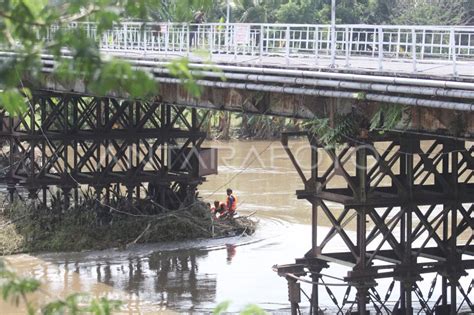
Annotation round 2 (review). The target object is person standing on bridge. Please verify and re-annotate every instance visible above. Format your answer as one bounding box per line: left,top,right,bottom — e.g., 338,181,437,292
225,188,238,216
189,10,205,47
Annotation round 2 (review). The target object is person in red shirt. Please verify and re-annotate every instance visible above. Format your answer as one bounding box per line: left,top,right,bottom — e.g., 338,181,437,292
211,200,227,218
210,201,219,214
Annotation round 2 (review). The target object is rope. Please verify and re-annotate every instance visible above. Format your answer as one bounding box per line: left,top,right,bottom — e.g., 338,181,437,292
203,140,276,200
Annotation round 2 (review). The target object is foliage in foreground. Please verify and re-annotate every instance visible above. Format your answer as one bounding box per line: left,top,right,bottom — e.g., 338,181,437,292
0,0,215,116
213,301,267,315
0,260,121,315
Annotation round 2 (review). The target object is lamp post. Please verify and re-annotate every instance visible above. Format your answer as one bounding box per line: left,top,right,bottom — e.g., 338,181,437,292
330,0,336,67
226,0,231,24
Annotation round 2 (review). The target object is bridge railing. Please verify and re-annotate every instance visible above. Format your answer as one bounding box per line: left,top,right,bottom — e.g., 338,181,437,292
45,22,474,75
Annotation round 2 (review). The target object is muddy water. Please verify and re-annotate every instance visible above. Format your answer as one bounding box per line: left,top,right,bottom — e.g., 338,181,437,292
1,140,472,314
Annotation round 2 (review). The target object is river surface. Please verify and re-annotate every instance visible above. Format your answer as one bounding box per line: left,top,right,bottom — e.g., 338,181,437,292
1,140,472,314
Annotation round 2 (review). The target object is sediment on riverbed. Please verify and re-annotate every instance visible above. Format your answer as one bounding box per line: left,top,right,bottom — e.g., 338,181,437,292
0,199,256,255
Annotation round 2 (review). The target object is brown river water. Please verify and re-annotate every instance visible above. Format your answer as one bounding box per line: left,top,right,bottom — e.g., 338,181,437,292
1,140,472,314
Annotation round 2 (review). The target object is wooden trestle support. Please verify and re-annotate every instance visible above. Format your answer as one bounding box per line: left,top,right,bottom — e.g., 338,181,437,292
277,132,473,315
0,91,216,209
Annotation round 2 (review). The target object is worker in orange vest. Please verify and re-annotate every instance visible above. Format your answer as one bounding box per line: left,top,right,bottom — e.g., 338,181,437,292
225,188,238,216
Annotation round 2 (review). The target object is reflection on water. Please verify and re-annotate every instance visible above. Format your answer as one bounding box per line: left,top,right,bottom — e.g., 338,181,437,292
148,250,216,308
4,250,219,314
3,221,312,313
226,245,237,264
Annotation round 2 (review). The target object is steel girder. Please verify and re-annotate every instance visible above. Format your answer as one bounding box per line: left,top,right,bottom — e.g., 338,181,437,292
0,91,213,209
278,131,474,315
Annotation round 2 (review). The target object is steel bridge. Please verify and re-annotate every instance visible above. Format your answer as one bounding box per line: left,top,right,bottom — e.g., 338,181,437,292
0,22,473,314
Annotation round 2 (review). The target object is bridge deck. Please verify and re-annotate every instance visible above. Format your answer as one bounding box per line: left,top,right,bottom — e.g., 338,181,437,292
107,50,474,80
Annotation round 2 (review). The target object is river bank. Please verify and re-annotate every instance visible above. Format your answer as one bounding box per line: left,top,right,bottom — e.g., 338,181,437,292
0,199,256,255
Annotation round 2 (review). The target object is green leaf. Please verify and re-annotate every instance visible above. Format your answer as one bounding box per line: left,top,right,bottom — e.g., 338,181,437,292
213,300,231,315
95,11,121,34
87,297,122,315
92,59,157,98
21,0,48,18
355,92,366,100
369,104,409,133
240,304,267,315
167,58,203,98
0,89,28,115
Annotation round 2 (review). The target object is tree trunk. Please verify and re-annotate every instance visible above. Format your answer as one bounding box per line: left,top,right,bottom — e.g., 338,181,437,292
217,112,231,140
241,113,250,138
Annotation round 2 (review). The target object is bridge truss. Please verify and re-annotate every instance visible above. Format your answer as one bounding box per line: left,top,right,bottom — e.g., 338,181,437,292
277,132,474,314
0,91,216,209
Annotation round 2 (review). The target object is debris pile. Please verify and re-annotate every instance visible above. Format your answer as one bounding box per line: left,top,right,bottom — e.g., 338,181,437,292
0,198,257,254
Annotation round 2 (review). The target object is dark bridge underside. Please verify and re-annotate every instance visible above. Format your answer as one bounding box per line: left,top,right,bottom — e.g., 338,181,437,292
0,92,216,209
27,56,474,139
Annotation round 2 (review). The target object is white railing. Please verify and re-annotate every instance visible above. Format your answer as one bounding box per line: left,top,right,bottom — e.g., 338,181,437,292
45,22,474,76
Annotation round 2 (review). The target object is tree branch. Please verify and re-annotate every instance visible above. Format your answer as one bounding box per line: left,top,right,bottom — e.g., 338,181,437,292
58,5,101,24
0,11,46,26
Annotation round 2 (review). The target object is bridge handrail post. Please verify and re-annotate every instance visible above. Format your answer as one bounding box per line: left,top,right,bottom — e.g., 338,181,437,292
372,27,377,58
314,26,319,66
450,28,458,77
420,28,426,60
123,23,128,51
210,25,214,61
226,23,230,51
345,26,352,67
151,24,155,51
234,24,238,61
330,24,336,67
378,27,383,71
344,27,349,66
286,25,291,66
186,23,190,57
411,28,417,73
330,26,336,68
259,25,264,63
143,24,147,53
199,24,202,50
396,28,401,59
164,23,169,54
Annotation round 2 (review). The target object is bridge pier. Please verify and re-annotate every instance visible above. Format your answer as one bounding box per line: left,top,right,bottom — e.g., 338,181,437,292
0,91,217,210
277,131,474,314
